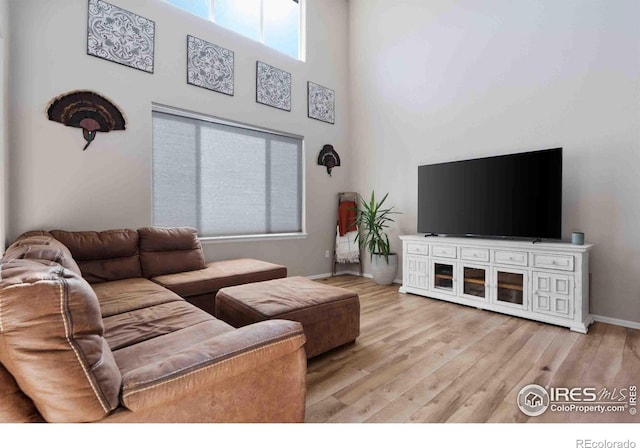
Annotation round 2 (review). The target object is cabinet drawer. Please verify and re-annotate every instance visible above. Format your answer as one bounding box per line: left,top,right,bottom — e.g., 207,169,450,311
406,242,428,256
493,250,528,267
431,244,456,259
532,253,574,272
460,247,490,262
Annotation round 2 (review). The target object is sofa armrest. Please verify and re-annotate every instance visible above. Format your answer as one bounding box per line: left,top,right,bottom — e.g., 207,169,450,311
120,319,305,412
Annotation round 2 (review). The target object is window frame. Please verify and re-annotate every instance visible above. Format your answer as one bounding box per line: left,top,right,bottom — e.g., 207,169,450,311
151,103,307,243
166,0,306,61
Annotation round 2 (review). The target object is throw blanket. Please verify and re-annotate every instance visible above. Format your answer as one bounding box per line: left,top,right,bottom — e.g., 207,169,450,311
335,225,360,264
337,201,357,236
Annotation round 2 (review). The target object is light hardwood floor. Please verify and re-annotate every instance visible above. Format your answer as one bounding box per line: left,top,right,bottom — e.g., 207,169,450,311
306,275,640,423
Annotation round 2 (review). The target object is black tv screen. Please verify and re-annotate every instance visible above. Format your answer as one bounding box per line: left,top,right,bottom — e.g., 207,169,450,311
417,148,562,239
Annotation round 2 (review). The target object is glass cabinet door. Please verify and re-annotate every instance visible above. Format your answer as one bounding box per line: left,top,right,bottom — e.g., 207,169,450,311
460,264,488,301
431,260,456,294
492,267,528,311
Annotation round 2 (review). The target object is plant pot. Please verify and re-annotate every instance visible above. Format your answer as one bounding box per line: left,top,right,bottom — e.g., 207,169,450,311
371,253,398,286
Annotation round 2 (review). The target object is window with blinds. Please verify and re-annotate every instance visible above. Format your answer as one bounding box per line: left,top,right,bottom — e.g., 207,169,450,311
152,109,304,238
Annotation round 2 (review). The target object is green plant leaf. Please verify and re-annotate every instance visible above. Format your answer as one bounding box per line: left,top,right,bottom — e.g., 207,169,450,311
354,191,402,260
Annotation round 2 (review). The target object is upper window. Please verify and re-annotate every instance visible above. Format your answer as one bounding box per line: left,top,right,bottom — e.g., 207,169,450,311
166,0,303,60
152,107,304,239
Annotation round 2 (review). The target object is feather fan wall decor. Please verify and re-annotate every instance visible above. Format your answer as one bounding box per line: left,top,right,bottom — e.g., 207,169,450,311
317,144,341,176
47,90,126,150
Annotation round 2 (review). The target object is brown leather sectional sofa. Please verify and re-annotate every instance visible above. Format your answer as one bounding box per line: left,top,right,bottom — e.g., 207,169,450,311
0,227,306,423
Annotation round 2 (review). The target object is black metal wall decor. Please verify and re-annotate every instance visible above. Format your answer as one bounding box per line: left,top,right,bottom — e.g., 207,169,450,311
47,90,126,150
317,144,341,176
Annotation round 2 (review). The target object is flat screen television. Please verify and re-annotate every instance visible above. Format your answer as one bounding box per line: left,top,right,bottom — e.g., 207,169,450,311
417,148,562,239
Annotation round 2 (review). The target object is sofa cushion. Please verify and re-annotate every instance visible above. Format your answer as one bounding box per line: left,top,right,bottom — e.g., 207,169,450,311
151,259,287,298
0,363,42,423
138,227,205,278
103,300,225,351
91,278,184,318
115,320,304,412
0,259,121,422
51,229,142,284
112,317,235,375
4,234,82,276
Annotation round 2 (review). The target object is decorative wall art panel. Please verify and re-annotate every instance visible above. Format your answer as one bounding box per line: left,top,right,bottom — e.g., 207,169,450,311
87,0,155,73
256,61,291,111
308,82,335,124
187,35,234,96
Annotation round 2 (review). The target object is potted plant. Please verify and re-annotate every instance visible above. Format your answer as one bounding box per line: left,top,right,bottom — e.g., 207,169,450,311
354,191,400,285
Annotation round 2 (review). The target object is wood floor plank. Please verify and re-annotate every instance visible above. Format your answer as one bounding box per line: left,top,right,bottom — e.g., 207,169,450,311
305,396,348,423
331,310,508,407
306,366,369,408
305,275,639,423
582,323,628,386
535,321,606,391
446,324,560,422
364,396,418,423
535,325,640,423
365,317,523,422
613,328,640,387
406,320,539,422
486,328,580,423
325,389,392,423
372,313,508,403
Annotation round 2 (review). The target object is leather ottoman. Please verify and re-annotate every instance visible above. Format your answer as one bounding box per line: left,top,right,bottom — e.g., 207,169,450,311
215,276,360,358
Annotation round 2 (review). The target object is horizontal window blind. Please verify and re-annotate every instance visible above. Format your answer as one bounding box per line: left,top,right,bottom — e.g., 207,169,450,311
153,110,303,238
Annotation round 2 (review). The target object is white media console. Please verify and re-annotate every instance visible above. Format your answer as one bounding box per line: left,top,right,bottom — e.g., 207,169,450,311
399,235,593,333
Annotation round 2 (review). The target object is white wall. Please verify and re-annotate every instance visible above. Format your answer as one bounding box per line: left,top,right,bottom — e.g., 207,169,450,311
8,0,350,276
0,0,8,253
10,0,640,324
349,0,640,323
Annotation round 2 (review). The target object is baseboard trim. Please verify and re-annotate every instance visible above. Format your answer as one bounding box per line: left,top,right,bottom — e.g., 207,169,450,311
306,273,333,280
306,271,360,280
592,315,640,330
335,270,362,277
307,271,402,285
